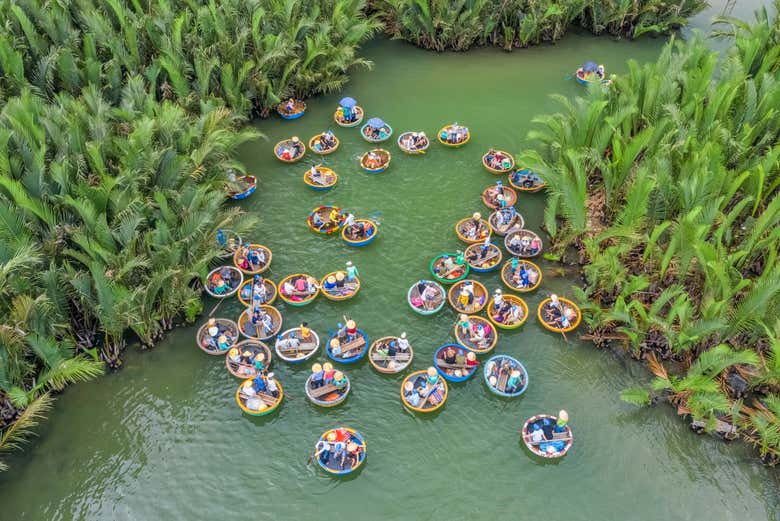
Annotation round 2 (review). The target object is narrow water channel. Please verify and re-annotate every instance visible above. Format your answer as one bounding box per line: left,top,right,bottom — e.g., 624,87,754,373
0,5,777,520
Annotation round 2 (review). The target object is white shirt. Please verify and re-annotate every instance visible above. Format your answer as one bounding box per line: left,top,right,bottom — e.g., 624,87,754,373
398,338,410,351
531,429,544,443
344,213,356,227
267,378,278,393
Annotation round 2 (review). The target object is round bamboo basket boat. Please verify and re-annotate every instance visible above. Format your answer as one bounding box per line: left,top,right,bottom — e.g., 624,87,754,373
278,274,320,306
334,106,365,127
196,318,239,355
486,293,529,330
225,340,272,378
361,122,393,143
307,205,345,234
536,297,582,333
233,243,271,275
308,133,340,155
238,305,282,340
522,414,573,458
504,229,543,258
319,271,360,301
400,370,448,413
237,277,277,307
437,124,470,148
360,149,391,173
454,315,498,354
305,372,350,407
303,166,338,191
368,336,413,374
484,355,528,397
235,377,283,416
314,427,366,475
509,167,547,193
226,175,257,200
277,99,306,119
481,150,515,174
489,208,525,236
464,243,502,273
447,279,488,314
204,266,243,298
481,184,517,209
275,327,320,364
429,253,469,284
433,344,477,382
274,138,306,162
455,217,492,244
407,280,446,315
341,219,378,247
397,131,430,154
501,259,542,293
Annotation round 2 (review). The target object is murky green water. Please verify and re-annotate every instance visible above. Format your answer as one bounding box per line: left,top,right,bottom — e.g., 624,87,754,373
2,7,779,520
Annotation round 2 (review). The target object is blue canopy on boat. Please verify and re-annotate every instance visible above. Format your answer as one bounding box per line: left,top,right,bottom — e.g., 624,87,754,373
582,61,599,72
339,97,357,108
367,117,385,128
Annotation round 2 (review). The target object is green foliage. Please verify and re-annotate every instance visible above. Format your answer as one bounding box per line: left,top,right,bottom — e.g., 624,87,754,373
376,0,705,51
528,3,780,462
620,387,651,406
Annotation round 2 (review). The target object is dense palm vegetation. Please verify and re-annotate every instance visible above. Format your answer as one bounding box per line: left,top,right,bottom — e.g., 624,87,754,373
521,5,780,464
0,0,379,470
374,0,706,51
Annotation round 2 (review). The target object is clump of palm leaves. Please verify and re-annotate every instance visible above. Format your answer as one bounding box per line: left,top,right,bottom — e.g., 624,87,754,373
374,0,705,51
0,0,380,115
521,3,780,464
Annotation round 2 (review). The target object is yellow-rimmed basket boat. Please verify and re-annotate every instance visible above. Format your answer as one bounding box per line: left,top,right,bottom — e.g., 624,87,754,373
320,271,360,301
504,229,543,258
509,167,547,193
274,137,306,163
238,305,283,341
454,315,498,354
487,293,529,330
368,336,413,374
501,259,542,292
341,219,378,247
334,105,365,127
455,216,492,244
196,318,239,355
308,133,340,155
236,377,283,416
277,99,306,119
437,124,470,148
447,279,488,314
489,208,525,236
464,243,502,273
303,166,338,191
537,297,582,333
481,184,517,209
400,369,448,413
237,277,278,307
482,149,515,174
278,273,320,306
233,243,272,275
360,149,391,173
225,340,272,378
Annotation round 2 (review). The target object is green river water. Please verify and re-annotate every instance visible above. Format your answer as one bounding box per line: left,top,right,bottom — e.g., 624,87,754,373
1,4,779,520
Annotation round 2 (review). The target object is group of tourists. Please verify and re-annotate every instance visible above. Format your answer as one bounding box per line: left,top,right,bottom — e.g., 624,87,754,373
403,367,446,408
457,314,493,349
235,244,268,272
460,212,490,241
441,123,469,144
281,275,319,302
201,318,237,352
506,258,540,289
436,345,478,379
542,294,578,330
484,148,513,171
277,136,305,161
314,429,364,470
342,214,375,241
311,130,337,152
506,231,543,257
239,372,281,413
490,289,525,325
207,266,240,296
311,206,344,233
399,131,428,151
485,357,526,394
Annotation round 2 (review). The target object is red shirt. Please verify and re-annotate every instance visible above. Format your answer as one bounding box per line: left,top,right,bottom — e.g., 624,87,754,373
334,429,349,442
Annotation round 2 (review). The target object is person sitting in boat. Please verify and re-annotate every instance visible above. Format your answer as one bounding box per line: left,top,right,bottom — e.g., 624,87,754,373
293,276,308,295
345,441,363,469
315,435,334,465
252,373,267,394
247,247,265,268
333,371,348,389
341,104,353,122
345,320,358,342
323,362,335,385
252,276,268,303
397,332,410,353
530,423,545,444
458,314,471,337
322,130,336,148
506,370,524,393
447,124,459,144
492,289,504,310
311,210,326,230
211,277,230,295
465,351,478,370
421,282,440,307
285,98,295,113
555,410,569,432
277,332,300,351
323,275,337,293
228,347,241,365
403,380,422,407
327,207,341,226
442,346,457,365
310,363,324,389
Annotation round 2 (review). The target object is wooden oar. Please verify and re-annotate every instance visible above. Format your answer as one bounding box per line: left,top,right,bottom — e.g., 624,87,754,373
208,297,224,317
